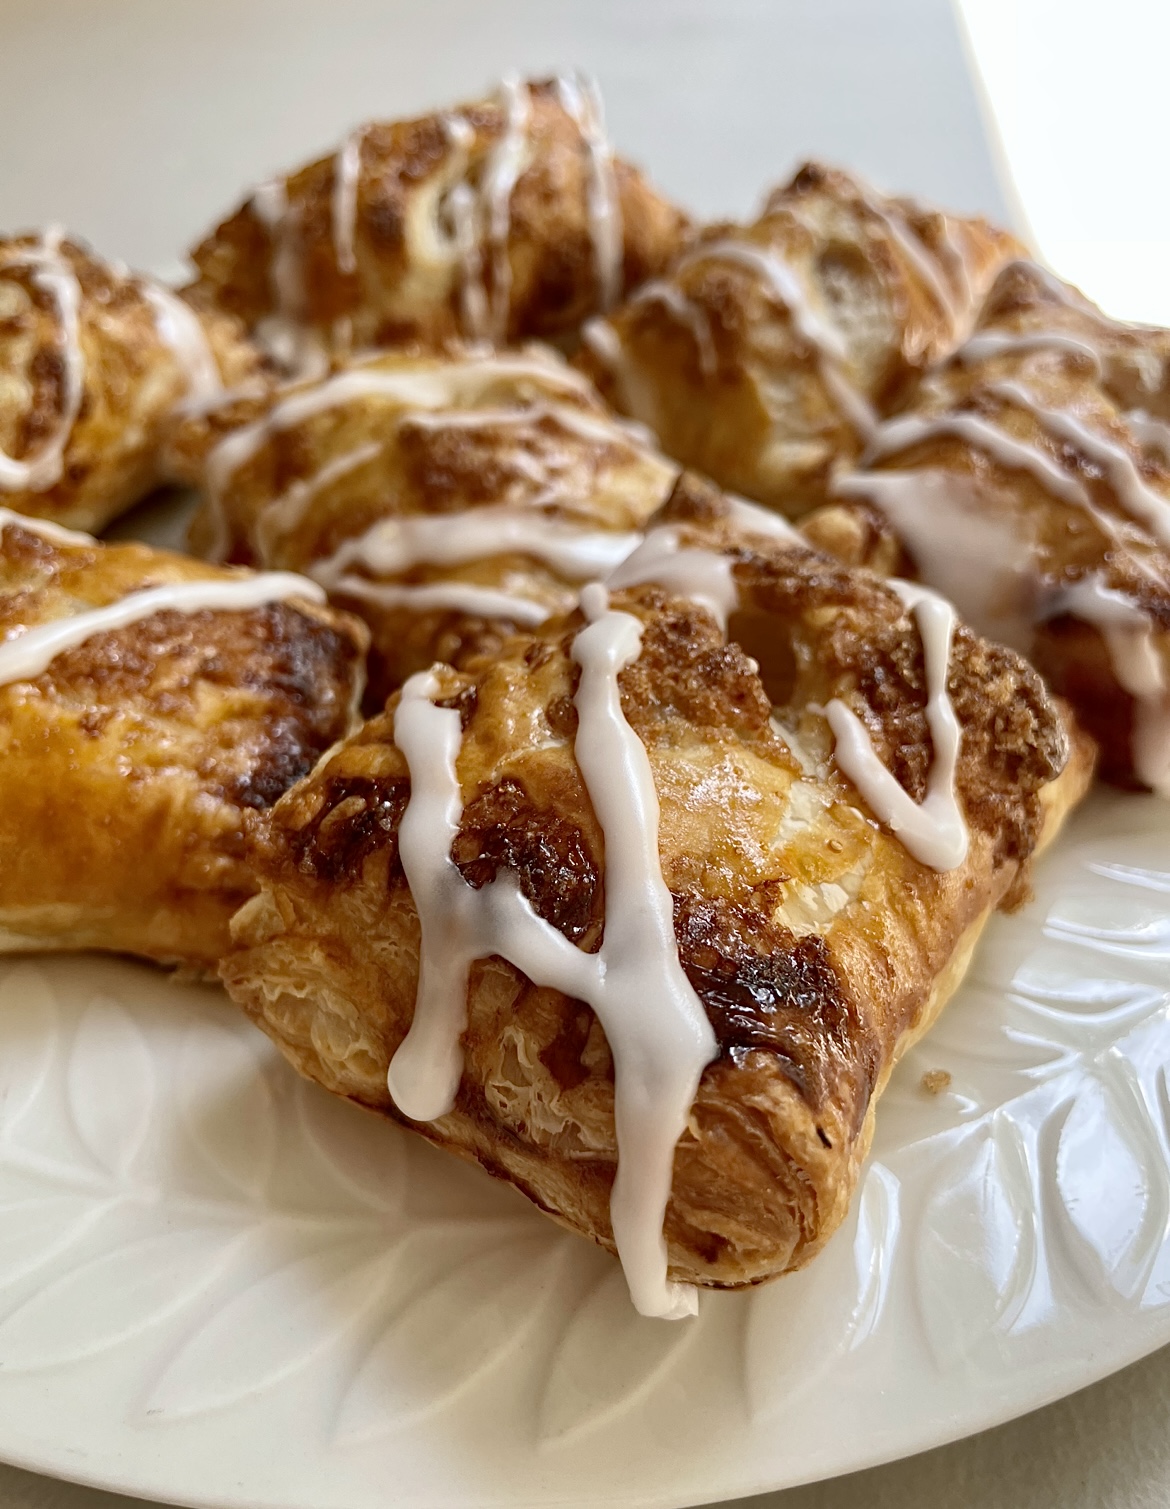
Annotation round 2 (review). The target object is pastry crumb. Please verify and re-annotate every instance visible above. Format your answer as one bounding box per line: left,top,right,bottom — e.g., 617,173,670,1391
920,1068,952,1095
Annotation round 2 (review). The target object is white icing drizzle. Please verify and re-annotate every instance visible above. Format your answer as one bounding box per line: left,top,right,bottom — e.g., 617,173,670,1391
332,125,367,276
257,441,383,558
629,280,719,376
988,379,1170,547
388,585,717,1318
672,238,876,438
825,581,968,871
250,178,331,376
1127,408,1170,462
853,192,958,323
325,575,551,625
0,567,324,688
480,75,532,341
398,395,646,453
933,215,974,309
554,71,623,311
581,315,624,369
1041,576,1170,797
958,328,1103,374
442,114,490,341
139,281,222,403
864,409,1094,509
725,494,805,545
311,505,640,591
251,178,303,326
606,526,739,628
200,353,596,561
0,505,94,549
0,230,85,493
834,469,1037,652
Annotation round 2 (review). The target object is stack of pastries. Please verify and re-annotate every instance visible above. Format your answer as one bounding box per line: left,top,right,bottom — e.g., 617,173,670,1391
0,72,1161,1318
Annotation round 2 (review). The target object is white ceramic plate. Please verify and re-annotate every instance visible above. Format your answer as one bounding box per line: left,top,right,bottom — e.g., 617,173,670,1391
0,789,1167,1509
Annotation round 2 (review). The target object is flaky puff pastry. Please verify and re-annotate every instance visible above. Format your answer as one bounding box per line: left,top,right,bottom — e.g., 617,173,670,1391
173,345,678,701
577,161,1023,514
0,512,366,971
0,231,266,533
186,75,689,368
221,500,1090,1292
818,260,1170,795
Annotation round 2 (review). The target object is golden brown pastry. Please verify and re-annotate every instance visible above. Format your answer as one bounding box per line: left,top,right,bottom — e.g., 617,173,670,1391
186,74,690,370
173,344,679,700
0,230,265,533
0,509,366,971
821,259,1170,795
577,161,1023,514
220,490,1091,1314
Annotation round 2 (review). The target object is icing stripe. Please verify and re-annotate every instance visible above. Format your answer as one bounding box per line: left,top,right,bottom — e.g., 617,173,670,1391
332,126,366,276
826,582,968,871
388,589,717,1319
325,576,552,625
555,72,623,311
606,526,740,629
310,506,640,589
481,76,531,342
140,282,222,403
988,379,1170,547
0,231,85,493
0,569,324,688
200,353,597,561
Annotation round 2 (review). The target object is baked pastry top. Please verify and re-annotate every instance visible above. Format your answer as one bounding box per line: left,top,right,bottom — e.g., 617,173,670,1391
173,344,679,700
220,492,1090,1314
0,509,366,970
576,161,1023,514
186,75,690,370
822,259,1170,794
0,231,265,533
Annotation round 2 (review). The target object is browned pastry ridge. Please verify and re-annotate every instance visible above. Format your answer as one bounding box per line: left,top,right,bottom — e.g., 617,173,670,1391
0,232,265,533
576,161,1023,514
186,75,690,364
814,259,1170,794
220,503,1092,1289
171,344,679,701
0,513,367,970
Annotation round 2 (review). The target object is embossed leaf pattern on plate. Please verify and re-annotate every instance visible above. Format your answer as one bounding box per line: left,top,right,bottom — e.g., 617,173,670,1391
0,795,1167,1509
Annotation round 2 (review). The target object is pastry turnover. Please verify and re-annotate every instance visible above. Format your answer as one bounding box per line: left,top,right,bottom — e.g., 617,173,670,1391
186,74,690,369
0,509,366,970
173,344,679,699
220,486,1091,1314
0,230,265,534
821,259,1170,795
577,161,1023,514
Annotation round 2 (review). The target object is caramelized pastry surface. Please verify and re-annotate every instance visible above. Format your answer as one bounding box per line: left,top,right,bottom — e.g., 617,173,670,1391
174,345,678,700
0,232,264,532
221,513,1089,1290
577,161,1023,514
820,260,1170,794
187,76,690,366
0,514,367,969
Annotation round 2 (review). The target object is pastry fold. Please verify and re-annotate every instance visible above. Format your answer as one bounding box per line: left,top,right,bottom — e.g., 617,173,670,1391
221,505,1090,1290
186,75,689,367
577,162,1022,513
173,345,678,700
0,512,366,970
0,231,264,533
818,260,1170,794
